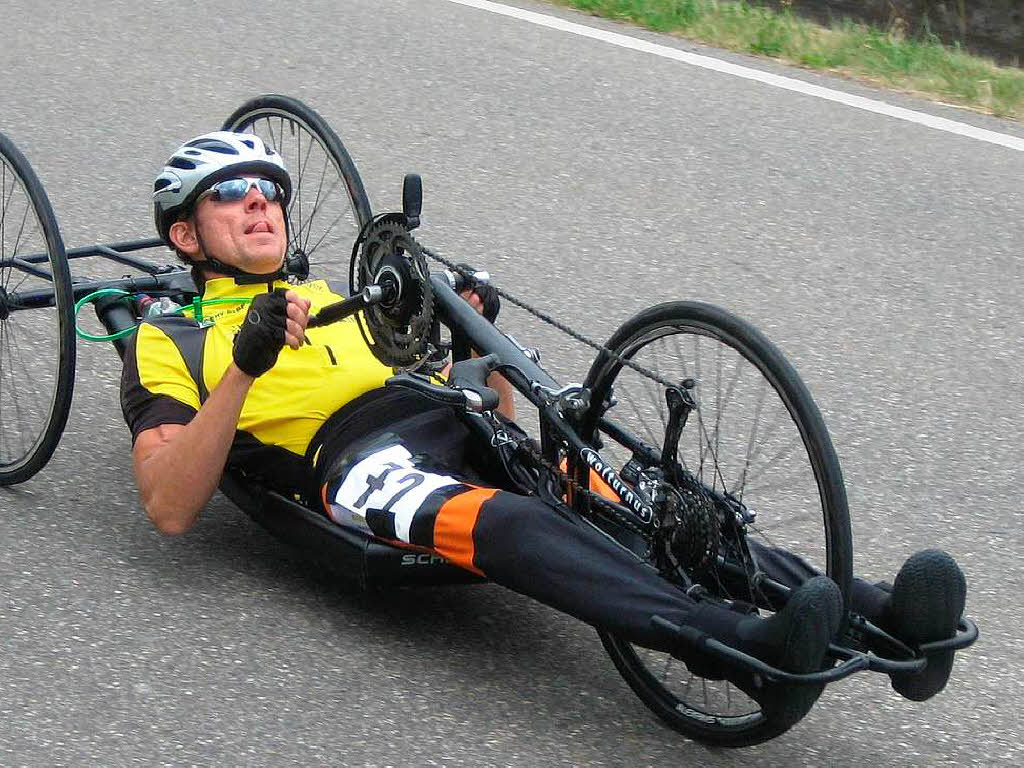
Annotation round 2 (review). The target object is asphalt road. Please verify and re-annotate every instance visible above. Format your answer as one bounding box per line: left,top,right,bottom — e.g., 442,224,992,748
1,0,1022,765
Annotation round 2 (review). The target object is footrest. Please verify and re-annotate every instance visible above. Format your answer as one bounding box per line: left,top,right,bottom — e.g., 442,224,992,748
650,613,978,686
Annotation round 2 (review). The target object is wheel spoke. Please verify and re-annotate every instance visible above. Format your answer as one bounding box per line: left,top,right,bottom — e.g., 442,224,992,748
304,205,356,258
3,321,29,460
615,381,663,447
736,380,768,502
9,184,32,262
299,172,343,256
0,321,8,461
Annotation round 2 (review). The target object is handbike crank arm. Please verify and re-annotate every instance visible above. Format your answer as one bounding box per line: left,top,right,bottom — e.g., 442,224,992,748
306,285,384,328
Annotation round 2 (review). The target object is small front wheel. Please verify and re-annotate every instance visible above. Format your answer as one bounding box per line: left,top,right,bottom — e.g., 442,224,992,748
0,132,75,485
577,301,852,747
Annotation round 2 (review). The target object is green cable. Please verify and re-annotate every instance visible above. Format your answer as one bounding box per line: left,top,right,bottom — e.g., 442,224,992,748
74,289,251,343
74,289,134,342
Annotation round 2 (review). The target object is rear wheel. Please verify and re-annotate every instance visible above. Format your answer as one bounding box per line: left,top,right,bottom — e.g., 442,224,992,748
223,94,373,282
577,301,852,747
0,132,75,485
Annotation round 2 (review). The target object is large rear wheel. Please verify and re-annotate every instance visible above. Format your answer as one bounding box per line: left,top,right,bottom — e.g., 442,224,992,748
577,301,852,747
223,94,373,282
0,132,75,485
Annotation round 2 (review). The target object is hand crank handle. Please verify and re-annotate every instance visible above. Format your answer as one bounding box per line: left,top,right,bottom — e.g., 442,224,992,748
306,285,384,328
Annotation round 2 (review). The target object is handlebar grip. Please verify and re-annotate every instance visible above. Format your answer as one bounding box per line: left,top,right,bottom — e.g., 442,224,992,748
448,354,500,411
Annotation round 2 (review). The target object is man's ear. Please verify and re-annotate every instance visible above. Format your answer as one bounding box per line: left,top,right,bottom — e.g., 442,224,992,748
168,218,200,258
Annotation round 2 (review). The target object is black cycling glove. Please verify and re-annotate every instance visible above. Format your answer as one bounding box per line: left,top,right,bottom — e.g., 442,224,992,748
233,288,290,378
456,264,500,323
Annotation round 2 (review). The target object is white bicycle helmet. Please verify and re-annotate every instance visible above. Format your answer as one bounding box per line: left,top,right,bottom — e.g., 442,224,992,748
153,131,292,246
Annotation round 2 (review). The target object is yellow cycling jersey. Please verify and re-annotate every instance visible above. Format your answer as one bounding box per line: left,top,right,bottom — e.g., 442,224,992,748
120,277,393,493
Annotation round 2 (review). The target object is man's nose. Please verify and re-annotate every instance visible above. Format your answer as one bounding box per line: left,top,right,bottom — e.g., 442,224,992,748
244,187,269,210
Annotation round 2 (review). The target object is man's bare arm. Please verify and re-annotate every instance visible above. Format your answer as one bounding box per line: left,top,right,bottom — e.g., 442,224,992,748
132,290,311,535
132,365,254,534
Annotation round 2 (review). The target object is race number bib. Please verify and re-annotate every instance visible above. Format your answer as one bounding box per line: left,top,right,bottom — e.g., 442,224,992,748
327,444,460,542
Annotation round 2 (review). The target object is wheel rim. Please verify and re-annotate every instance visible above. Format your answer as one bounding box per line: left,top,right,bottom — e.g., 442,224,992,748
227,108,369,281
589,318,840,732
0,156,68,475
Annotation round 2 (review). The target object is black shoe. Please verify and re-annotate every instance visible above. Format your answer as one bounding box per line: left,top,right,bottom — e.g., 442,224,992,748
684,576,843,730
881,549,967,702
734,576,844,728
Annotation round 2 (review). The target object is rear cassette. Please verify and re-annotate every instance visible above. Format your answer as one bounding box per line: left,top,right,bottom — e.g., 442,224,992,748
349,215,434,367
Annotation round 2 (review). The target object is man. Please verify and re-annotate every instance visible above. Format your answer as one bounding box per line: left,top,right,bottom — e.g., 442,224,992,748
122,131,968,734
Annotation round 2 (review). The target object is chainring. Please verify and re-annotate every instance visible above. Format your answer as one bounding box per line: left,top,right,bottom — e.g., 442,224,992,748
350,215,434,367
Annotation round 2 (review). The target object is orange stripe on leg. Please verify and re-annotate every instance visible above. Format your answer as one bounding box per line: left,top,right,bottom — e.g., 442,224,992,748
432,488,498,576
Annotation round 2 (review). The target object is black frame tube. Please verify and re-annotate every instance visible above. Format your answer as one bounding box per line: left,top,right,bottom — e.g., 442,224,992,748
431,274,558,405
431,274,655,530
6,237,166,267
10,269,196,310
0,237,170,290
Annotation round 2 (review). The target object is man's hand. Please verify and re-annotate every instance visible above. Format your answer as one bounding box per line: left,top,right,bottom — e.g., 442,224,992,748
459,285,513,420
282,289,312,349
456,264,500,323
233,288,311,377
459,283,499,323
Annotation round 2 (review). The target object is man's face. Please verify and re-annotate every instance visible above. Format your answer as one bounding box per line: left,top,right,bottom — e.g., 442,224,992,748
174,178,288,274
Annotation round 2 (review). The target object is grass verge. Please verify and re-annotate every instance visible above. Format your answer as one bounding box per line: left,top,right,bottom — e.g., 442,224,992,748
551,0,1024,120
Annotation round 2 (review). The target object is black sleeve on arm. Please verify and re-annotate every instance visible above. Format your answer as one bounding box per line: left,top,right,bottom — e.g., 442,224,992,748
120,330,197,444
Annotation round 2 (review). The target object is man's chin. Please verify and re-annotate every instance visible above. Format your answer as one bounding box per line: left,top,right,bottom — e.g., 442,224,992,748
241,249,287,274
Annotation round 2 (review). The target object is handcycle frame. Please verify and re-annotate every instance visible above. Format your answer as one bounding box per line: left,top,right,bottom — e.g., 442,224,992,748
64,235,977,686
0,97,977,746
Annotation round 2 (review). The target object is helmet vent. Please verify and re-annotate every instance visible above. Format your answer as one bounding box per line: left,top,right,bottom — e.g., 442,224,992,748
240,139,255,149
187,139,238,154
153,178,173,192
169,157,197,170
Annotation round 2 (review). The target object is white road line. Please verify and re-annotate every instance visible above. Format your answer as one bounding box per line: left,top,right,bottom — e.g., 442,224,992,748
441,0,1024,152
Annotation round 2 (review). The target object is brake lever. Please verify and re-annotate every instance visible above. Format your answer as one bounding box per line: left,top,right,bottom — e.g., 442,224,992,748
448,354,501,412
386,373,468,408
386,353,502,413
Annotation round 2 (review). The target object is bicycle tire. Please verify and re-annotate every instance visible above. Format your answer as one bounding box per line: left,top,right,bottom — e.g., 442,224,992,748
576,301,852,747
0,132,75,485
222,94,373,281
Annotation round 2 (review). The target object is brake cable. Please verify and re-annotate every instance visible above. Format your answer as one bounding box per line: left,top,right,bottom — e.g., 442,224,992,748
421,245,679,391
412,245,693,546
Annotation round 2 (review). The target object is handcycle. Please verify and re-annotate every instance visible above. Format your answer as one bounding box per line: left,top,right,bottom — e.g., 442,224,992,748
0,94,977,748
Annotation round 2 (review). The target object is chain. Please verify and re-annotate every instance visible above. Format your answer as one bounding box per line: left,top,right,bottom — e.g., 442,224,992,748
421,246,678,390
419,243,678,542
499,429,652,540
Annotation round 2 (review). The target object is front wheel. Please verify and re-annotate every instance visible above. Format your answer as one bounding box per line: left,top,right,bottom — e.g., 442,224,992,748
577,301,852,747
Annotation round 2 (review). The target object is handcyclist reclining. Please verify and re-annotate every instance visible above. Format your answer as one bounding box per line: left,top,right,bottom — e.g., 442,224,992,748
122,132,970,734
